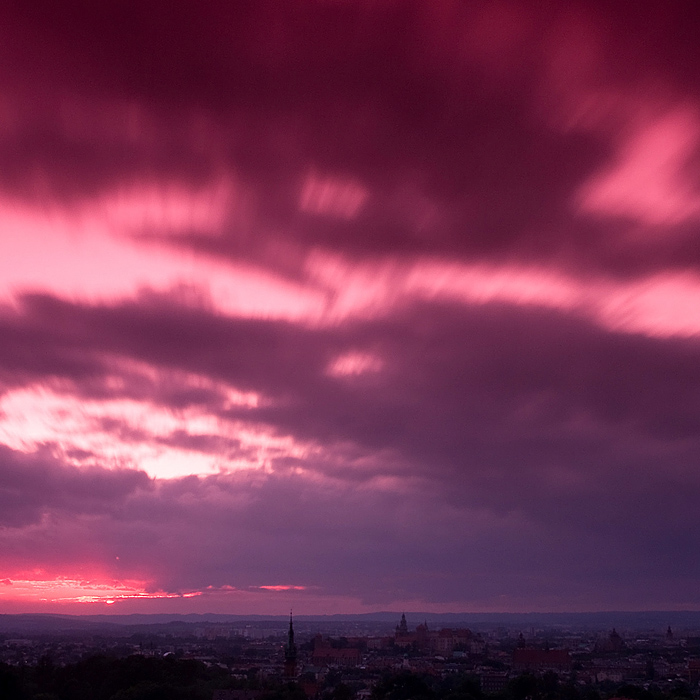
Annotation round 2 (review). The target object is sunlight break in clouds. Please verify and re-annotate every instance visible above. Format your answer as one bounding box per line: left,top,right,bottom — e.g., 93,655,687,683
0,385,311,479
0,577,190,606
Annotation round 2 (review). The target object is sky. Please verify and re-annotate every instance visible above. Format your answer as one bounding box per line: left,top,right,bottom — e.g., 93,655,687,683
1,0,700,616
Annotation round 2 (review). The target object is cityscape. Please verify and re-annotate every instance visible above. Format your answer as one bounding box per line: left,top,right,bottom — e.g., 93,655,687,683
3,613,700,699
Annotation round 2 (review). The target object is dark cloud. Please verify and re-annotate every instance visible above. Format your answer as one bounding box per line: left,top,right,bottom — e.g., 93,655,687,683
154,430,250,459
0,444,150,528
1,292,700,607
0,2,698,276
5,292,700,468
3,456,700,608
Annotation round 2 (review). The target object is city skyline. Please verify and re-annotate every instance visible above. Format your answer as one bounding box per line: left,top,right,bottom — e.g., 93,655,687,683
2,0,700,615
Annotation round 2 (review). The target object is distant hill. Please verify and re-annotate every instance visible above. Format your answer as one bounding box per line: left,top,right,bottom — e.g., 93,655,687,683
0,613,121,633
3,610,700,634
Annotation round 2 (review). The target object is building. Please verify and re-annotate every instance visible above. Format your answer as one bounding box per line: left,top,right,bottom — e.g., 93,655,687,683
395,613,416,648
512,648,572,673
595,629,625,653
213,692,263,700
284,614,298,679
311,635,361,667
688,659,700,684
480,672,510,695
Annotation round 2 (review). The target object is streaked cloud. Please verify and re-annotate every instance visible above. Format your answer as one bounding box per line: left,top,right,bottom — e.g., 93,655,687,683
1,0,700,613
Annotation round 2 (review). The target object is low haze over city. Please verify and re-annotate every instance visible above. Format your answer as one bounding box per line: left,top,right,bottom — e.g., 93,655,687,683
2,0,700,622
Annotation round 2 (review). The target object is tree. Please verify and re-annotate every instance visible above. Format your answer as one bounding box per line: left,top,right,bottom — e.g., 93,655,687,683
372,672,434,700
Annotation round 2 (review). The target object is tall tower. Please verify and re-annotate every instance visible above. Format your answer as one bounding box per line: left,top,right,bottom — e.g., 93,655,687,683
284,612,297,680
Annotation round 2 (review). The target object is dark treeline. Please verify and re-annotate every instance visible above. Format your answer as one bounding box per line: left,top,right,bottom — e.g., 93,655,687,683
0,658,696,700
368,671,694,700
0,655,226,700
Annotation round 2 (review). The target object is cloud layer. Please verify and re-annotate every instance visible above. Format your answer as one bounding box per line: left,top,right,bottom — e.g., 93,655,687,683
1,0,700,612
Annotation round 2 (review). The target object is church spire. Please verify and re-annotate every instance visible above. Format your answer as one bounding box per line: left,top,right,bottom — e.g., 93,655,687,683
288,611,295,647
284,610,297,679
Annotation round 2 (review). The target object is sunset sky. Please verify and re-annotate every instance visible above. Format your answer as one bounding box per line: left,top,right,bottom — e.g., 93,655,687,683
2,0,700,615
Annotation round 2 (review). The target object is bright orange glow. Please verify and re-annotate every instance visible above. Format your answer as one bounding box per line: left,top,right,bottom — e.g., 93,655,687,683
257,585,307,591
0,577,165,604
0,571,224,610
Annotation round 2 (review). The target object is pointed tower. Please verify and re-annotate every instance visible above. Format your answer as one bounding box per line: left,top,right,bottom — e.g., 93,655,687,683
284,612,297,680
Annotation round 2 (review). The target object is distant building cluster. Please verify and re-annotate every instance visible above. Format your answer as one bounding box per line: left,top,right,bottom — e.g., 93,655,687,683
3,614,700,700
392,613,485,655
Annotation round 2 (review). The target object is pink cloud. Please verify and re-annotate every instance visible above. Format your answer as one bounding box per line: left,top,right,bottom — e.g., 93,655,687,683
0,197,327,320
300,171,368,219
257,585,307,591
307,252,700,338
577,107,700,226
91,177,233,235
0,383,313,479
327,351,383,377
